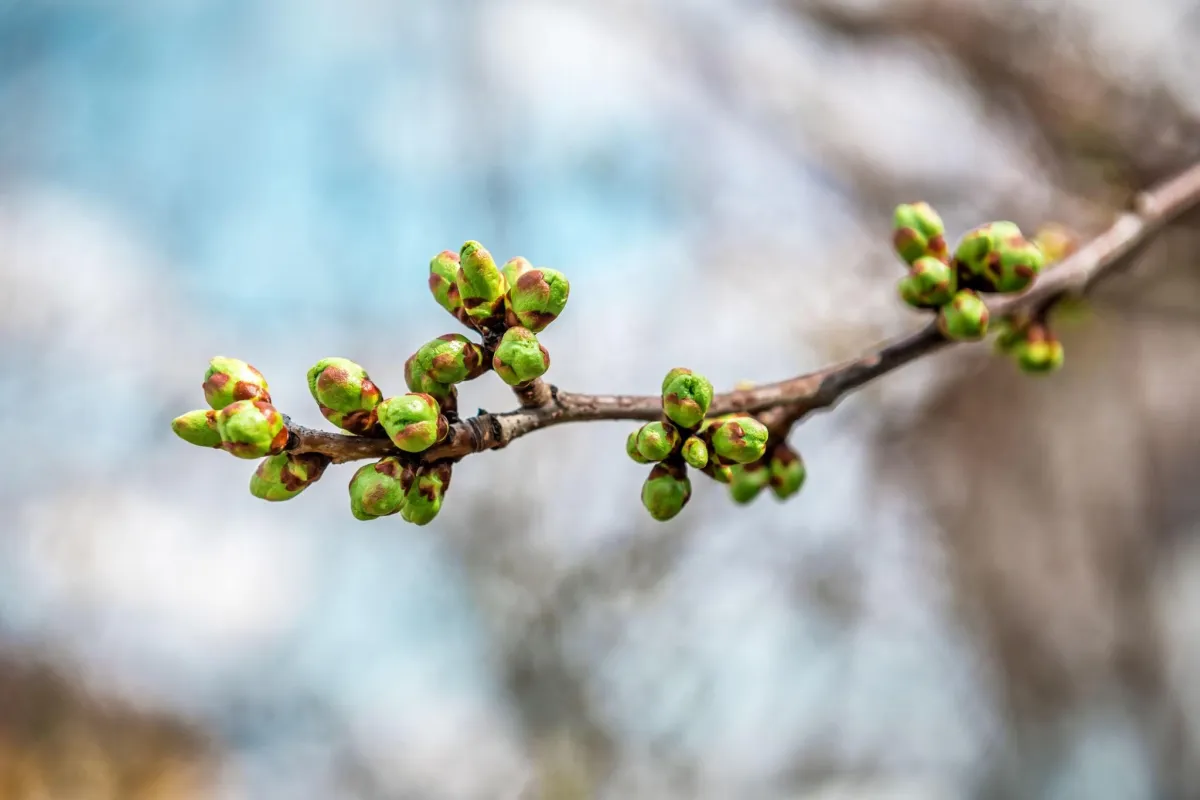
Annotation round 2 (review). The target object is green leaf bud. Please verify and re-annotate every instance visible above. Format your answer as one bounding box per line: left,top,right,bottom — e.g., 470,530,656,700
640,462,692,522
250,452,330,502
1013,324,1064,374
349,457,413,520
492,326,550,386
661,368,714,429
681,436,709,469
171,409,222,448
406,334,488,389
306,357,384,435
709,414,770,465
937,290,989,341
1033,223,1076,265
400,463,451,526
377,393,448,453
767,444,806,500
500,256,532,289
429,250,470,324
626,429,650,464
892,202,948,264
504,267,570,332
216,400,289,459
993,238,1045,294
728,462,770,504
202,356,271,410
898,256,956,309
954,221,1022,291
456,240,507,325
636,421,681,462
992,314,1030,355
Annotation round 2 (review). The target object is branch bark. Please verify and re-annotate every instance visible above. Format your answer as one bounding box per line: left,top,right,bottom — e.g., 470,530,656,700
287,161,1200,466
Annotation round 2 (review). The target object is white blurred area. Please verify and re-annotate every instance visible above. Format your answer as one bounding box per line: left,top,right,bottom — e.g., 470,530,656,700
1,0,1199,798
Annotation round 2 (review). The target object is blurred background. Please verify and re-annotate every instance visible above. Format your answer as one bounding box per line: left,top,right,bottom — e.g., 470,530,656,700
2,0,1200,798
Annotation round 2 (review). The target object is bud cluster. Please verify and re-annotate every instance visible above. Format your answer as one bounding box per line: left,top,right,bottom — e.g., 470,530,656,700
425,241,569,389
993,315,1065,374
892,203,1054,354
173,356,290,460
625,368,807,521
348,458,453,526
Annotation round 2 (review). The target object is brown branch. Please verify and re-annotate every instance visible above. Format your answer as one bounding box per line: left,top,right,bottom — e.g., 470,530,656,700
287,161,1200,466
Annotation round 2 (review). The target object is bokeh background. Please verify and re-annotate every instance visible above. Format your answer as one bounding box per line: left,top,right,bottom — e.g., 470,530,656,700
2,1,1200,798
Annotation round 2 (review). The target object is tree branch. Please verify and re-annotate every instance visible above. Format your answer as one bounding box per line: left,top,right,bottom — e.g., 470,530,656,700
287,161,1200,466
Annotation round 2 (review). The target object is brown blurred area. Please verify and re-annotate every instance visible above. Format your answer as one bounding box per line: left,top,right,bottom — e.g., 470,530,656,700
0,657,214,800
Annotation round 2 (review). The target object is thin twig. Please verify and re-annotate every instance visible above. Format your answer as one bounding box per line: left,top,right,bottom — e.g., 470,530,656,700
287,161,1200,466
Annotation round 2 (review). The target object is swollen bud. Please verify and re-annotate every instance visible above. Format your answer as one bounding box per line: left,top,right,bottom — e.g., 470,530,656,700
457,240,507,326
954,221,1021,291
1034,223,1077,265
703,461,734,484
407,334,488,387
377,393,448,453
202,357,270,410
401,463,451,526
636,421,681,462
728,462,770,504
171,409,221,448
641,462,692,522
898,256,956,309
501,256,532,289
348,457,413,520
993,238,1045,294
626,430,650,464
250,453,329,502
937,290,989,341
216,400,288,459
429,250,469,324
1013,324,1064,374
767,445,806,500
681,436,709,470
709,415,770,465
505,267,570,332
307,357,383,435
892,202,948,264
492,327,550,386
661,368,713,429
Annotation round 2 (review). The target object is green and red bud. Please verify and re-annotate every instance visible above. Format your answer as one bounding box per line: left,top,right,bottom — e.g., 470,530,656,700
898,256,956,309
429,250,470,324
709,414,770,465
892,202,948,264
456,240,507,326
250,452,330,502
954,221,1022,290
171,409,222,448
626,429,650,464
306,357,383,435
400,463,452,526
348,457,413,520
492,326,550,386
993,238,1045,294
505,267,570,332
636,421,681,462
202,356,270,410
377,393,448,453
702,460,734,484
216,400,288,459
1033,223,1077,266
681,436,709,470
728,462,770,504
501,256,532,290
641,462,692,522
937,290,989,341
1013,324,1064,374
406,334,488,388
767,444,806,500
661,368,713,430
